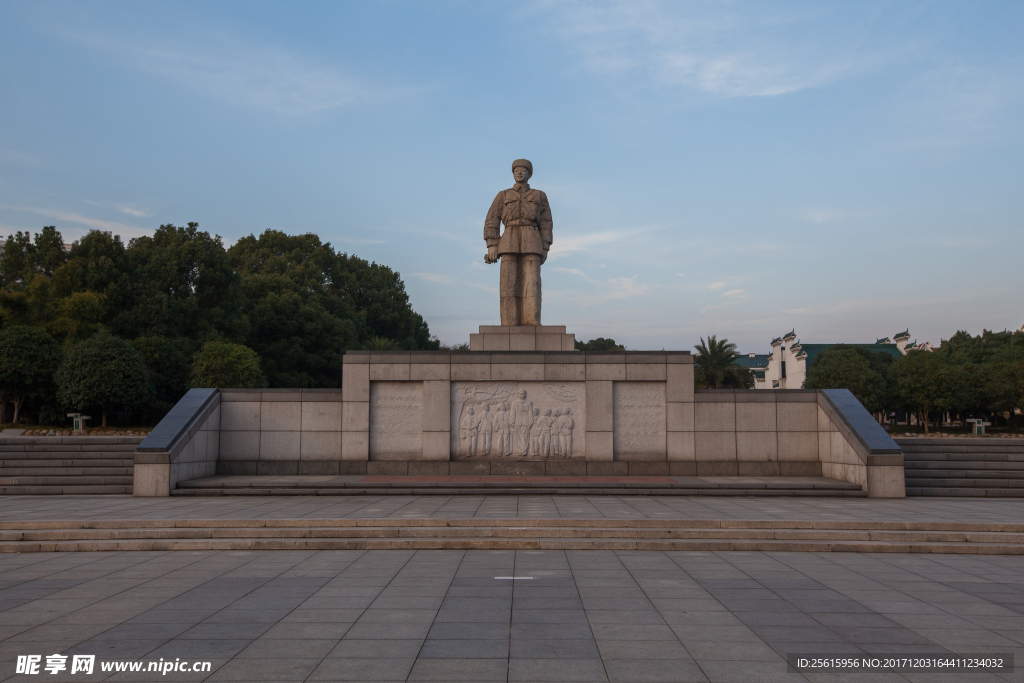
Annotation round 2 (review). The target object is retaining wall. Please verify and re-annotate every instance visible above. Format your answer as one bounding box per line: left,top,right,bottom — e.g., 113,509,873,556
134,351,905,497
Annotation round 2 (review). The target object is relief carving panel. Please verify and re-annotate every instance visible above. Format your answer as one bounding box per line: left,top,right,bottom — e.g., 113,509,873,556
369,381,423,460
613,382,666,460
451,382,585,460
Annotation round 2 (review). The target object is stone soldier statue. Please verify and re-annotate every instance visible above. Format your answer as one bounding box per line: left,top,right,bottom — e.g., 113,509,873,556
484,159,553,326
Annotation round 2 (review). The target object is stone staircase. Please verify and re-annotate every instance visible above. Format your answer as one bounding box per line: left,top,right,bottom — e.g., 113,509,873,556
1,518,1022,554
170,474,867,497
0,437,143,495
900,437,1024,497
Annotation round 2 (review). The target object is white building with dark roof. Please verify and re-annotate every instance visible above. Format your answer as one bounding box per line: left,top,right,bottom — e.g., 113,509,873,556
740,329,930,390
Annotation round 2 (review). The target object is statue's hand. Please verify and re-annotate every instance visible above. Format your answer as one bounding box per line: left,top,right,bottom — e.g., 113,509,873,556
541,249,549,265
485,246,498,264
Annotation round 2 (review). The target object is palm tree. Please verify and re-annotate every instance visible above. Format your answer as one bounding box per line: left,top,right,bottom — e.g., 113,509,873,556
694,335,753,389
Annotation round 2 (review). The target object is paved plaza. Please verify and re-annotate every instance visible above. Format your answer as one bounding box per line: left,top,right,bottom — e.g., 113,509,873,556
0,545,1022,682
0,496,1022,681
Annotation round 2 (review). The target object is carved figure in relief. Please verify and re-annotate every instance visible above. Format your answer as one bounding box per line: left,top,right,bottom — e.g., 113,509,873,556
536,408,551,457
460,406,479,456
478,403,494,455
495,403,511,456
484,159,553,326
529,408,542,456
510,389,534,456
560,408,574,456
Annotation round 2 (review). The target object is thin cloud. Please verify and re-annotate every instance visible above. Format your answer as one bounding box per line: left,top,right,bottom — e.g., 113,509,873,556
411,272,457,285
58,28,418,115
0,205,149,238
723,289,749,299
552,267,586,276
535,1,897,97
708,281,727,290
336,236,387,245
548,229,632,258
0,149,46,168
117,205,152,218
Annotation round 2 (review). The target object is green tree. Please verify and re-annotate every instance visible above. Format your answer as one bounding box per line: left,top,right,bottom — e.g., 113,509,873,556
694,335,754,389
803,346,894,414
0,326,63,423
115,223,246,343
132,336,195,404
189,341,266,388
229,230,435,350
575,337,625,351
56,332,152,427
895,351,948,433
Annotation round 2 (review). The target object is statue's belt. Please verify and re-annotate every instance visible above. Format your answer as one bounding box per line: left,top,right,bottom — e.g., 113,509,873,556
505,221,539,228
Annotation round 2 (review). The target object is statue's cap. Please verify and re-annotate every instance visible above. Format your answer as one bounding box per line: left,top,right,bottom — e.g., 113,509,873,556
512,159,533,174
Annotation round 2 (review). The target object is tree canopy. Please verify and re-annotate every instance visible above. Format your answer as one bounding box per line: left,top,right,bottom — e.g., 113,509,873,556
695,335,754,389
803,345,894,414
190,341,267,389
575,338,625,351
1,224,438,425
801,330,1024,432
0,326,63,423
55,332,152,427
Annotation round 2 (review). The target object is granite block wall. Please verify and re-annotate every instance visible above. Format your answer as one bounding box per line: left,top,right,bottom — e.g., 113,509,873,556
136,353,904,496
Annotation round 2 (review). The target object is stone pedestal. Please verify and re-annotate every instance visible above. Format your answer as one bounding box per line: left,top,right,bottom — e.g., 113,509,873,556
469,325,576,352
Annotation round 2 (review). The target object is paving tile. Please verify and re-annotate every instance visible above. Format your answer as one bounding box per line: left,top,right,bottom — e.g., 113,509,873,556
308,656,416,681
510,638,601,659
178,622,275,640
427,622,511,640
512,622,594,640
603,659,708,683
343,622,433,640
591,623,681,641
329,639,425,659
236,637,337,658
512,609,590,624
419,638,509,658
260,621,353,639
698,659,796,683
206,657,321,681
508,658,609,682
683,640,780,661
407,657,509,681
148,638,252,659
596,639,691,660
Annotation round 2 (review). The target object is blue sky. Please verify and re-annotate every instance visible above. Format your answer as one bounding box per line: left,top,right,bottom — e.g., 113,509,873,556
1,1,1022,351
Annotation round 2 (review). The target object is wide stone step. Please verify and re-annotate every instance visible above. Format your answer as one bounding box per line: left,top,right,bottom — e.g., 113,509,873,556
0,459,133,468
0,475,134,485
171,475,865,497
0,467,132,476
0,451,138,459
904,453,1024,462
171,487,868,497
906,487,1024,498
0,485,131,495
905,460,1024,470
0,444,141,453
909,479,1024,489
1,518,1022,553
905,470,1024,480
